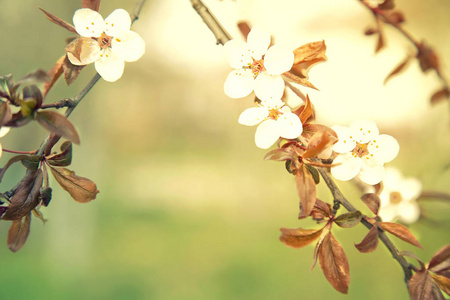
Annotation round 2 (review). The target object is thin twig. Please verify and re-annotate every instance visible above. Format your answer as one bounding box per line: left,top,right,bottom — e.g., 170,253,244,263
40,98,76,110
418,190,450,202
2,149,38,155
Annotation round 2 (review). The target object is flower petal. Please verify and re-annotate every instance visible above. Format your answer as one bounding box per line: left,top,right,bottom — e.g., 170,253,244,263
246,27,271,58
238,107,268,126
255,119,280,149
67,39,101,66
0,126,10,138
264,45,294,75
368,134,399,163
331,152,362,181
261,99,284,110
331,125,356,153
112,30,145,62
277,113,302,139
397,202,420,224
350,119,379,143
379,204,398,222
104,9,131,36
224,69,254,99
224,40,252,69
359,157,385,185
94,50,125,82
254,73,284,101
318,147,332,159
398,177,422,201
73,8,104,38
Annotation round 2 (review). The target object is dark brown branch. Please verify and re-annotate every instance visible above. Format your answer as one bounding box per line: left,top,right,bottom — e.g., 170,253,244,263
40,98,76,110
190,0,232,45
318,167,413,285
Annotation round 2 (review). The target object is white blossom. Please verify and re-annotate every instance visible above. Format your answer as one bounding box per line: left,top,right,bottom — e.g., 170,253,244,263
238,99,302,149
68,8,145,82
331,120,399,185
224,27,294,101
0,126,11,159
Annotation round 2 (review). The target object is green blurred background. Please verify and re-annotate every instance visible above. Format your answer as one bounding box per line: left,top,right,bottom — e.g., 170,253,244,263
0,0,449,299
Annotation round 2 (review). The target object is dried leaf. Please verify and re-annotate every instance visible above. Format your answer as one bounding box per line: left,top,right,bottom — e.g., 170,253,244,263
290,41,327,78
309,199,332,220
302,123,338,141
65,37,92,62
39,187,53,207
237,21,251,40
431,274,450,296
282,72,318,90
378,0,395,10
82,0,101,11
264,147,296,162
430,88,450,105
429,245,450,276
22,85,43,109
0,101,12,126
7,213,31,252
0,74,14,97
47,141,72,167
399,250,426,271
410,270,445,300
418,42,440,73
2,170,43,221
334,211,362,228
355,225,379,253
35,110,80,144
39,8,77,34
364,27,378,36
297,95,314,124
279,227,324,249
21,155,42,171
296,164,317,218
63,56,84,85
17,69,50,85
311,229,328,270
375,17,385,53
378,222,423,249
303,131,335,159
305,164,320,185
49,167,99,203
43,55,65,98
0,207,7,218
384,56,412,85
319,232,350,294
361,193,381,215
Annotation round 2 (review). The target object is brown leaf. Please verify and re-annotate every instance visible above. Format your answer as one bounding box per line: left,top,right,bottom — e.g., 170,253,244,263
375,17,385,53
35,110,80,144
47,141,73,167
430,88,450,105
410,270,446,300
297,94,314,124
319,232,350,294
364,27,378,36
355,225,379,253
63,56,85,85
384,10,405,24
49,167,99,203
82,0,101,11
264,147,296,162
39,8,77,34
429,245,450,277
0,101,12,126
334,211,362,228
309,199,332,220
378,0,395,10
418,42,440,73
296,164,317,218
282,72,318,90
43,55,65,98
279,227,324,249
302,123,337,141
65,37,93,62
431,274,450,296
2,170,43,221
361,193,381,215
7,213,32,252
303,130,335,159
290,41,327,78
384,56,412,85
237,22,251,40
378,222,423,249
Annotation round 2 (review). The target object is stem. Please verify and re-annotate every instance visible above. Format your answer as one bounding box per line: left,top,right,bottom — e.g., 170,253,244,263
418,190,450,202
2,148,38,155
40,99,76,110
318,168,413,285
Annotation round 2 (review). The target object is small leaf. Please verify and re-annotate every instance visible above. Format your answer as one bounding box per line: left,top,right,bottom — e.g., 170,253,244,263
309,199,332,220
2,170,43,221
17,69,50,86
0,101,12,126
334,211,362,228
429,244,450,276
319,232,350,294
237,21,251,40
409,270,445,300
0,206,7,218
279,227,324,249
297,95,314,124
21,155,42,171
384,56,412,85
430,88,450,105
22,85,43,109
355,225,379,253
305,164,320,185
47,141,72,167
39,187,53,207
290,41,327,79
302,123,338,141
39,8,77,33
399,250,426,271
35,110,80,144
0,155,30,182
296,164,317,218
264,147,296,162
303,130,335,159
361,193,381,215
63,56,85,85
0,74,14,97
43,55,65,98
378,222,423,249
375,17,385,53
82,0,101,11
49,166,99,203
417,42,440,73
282,72,318,90
431,274,450,296
378,0,395,10
7,213,32,253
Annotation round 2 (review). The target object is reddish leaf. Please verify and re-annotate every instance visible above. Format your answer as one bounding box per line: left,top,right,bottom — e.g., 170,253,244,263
0,101,12,126
378,222,423,249
334,211,362,228
290,41,327,79
375,17,385,53
378,0,395,10
39,8,77,34
361,193,381,215
296,164,317,218
49,167,99,203
302,123,337,141
431,274,450,296
279,227,324,249
429,245,450,276
264,147,296,162
384,56,412,85
35,110,80,144
319,232,350,294
297,95,314,124
43,55,65,98
82,0,101,11
305,164,320,185
355,225,379,253
417,43,440,73
364,27,378,36
237,22,251,40
46,141,73,167
399,250,426,271
2,170,43,221
410,270,445,300
309,199,332,220
430,88,450,105
303,130,335,159
283,72,318,90
311,227,329,270
63,56,85,85
7,213,32,252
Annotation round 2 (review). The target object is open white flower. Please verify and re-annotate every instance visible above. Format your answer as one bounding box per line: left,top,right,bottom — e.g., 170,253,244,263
0,126,11,159
68,8,145,82
331,120,399,185
238,99,302,149
224,27,294,101
378,167,421,224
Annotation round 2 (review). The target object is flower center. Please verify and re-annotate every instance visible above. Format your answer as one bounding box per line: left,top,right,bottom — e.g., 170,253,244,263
98,33,113,49
249,58,265,78
268,109,282,120
389,191,403,204
352,142,370,158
